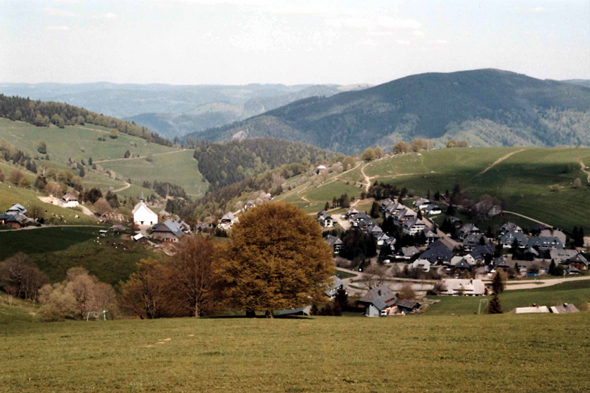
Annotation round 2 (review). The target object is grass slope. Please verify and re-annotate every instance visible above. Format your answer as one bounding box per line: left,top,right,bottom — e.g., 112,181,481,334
364,147,590,231
0,118,207,198
0,314,589,392
0,227,159,286
425,280,590,316
0,183,99,225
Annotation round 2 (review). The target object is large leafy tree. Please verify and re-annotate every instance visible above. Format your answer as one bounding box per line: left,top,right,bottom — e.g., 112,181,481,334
218,202,334,317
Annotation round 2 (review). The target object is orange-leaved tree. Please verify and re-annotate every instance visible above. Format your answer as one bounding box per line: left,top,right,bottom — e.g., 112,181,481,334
218,202,335,317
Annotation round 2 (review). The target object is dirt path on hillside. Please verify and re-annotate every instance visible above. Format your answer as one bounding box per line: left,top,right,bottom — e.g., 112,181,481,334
360,164,373,193
479,149,526,175
503,210,552,227
95,149,187,164
113,181,131,193
504,275,590,290
578,160,590,183
0,224,104,233
37,196,95,218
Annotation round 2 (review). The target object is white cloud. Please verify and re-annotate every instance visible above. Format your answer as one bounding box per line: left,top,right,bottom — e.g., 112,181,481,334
522,7,545,13
431,39,448,45
357,39,378,47
52,0,80,3
47,26,70,31
396,39,411,46
367,31,395,37
326,17,421,30
412,30,424,37
44,7,77,17
99,12,118,19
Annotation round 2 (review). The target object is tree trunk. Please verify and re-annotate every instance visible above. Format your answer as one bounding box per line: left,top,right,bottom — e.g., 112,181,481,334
246,310,256,318
194,304,200,318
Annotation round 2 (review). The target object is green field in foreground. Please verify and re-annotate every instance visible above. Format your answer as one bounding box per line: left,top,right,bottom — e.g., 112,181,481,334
425,280,590,316
1,313,589,392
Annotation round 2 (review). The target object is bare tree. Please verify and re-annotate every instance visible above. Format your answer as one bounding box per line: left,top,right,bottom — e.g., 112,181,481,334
0,253,48,301
363,264,387,289
398,283,416,300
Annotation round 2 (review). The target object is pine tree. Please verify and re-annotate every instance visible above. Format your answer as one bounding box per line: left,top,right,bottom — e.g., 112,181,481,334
548,260,556,275
334,285,348,312
488,293,503,314
417,209,422,219
492,270,506,294
324,202,330,211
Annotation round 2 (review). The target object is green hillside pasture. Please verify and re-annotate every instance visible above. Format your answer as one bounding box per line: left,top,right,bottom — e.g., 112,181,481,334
364,148,590,231
0,183,99,225
100,150,208,197
425,280,590,316
304,180,362,202
115,184,155,199
0,226,158,286
0,118,174,163
1,313,589,392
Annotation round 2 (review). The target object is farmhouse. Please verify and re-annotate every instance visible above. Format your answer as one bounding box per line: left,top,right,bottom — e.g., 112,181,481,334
527,236,564,251
6,203,27,216
500,222,522,236
219,212,238,230
419,240,454,265
458,224,481,241
501,232,528,248
318,212,334,228
539,228,567,245
402,217,426,235
358,285,397,317
324,235,343,254
151,219,185,242
133,192,158,226
0,213,25,229
325,276,346,298
396,300,421,314
441,279,485,296
59,193,79,208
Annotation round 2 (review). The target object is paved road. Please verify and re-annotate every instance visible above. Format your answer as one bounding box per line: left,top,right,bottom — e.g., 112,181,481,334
0,224,104,233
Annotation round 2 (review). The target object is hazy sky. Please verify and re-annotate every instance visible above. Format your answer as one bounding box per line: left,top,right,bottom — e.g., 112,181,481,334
1,0,589,85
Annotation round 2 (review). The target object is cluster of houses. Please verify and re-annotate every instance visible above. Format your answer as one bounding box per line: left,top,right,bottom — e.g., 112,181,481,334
0,203,28,229
132,192,190,243
323,196,588,279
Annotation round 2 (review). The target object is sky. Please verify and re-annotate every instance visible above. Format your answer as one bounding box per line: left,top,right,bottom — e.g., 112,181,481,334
1,0,589,85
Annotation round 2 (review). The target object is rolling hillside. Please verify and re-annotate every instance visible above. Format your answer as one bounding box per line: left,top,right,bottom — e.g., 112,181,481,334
275,147,590,232
0,118,208,198
196,69,590,154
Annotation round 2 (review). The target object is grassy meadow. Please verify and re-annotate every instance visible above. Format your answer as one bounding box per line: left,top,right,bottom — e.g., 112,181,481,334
277,147,590,232
0,226,159,286
0,313,589,392
425,280,590,316
0,183,99,225
0,118,207,198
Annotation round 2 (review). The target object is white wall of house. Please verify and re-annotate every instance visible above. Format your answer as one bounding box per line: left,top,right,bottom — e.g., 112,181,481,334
134,204,158,226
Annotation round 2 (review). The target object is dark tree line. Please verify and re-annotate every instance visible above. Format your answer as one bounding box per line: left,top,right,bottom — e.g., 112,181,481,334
193,139,334,190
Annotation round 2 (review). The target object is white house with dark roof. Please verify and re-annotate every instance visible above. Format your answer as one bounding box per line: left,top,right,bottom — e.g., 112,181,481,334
59,193,79,208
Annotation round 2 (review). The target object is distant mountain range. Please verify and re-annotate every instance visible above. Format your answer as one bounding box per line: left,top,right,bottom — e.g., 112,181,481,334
192,69,590,154
0,82,369,139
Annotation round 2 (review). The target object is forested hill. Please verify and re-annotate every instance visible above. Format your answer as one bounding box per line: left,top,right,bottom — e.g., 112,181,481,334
0,95,173,146
194,138,335,190
194,69,590,154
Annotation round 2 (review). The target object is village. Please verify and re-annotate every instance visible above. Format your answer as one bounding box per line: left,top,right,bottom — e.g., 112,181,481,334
1,173,588,319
